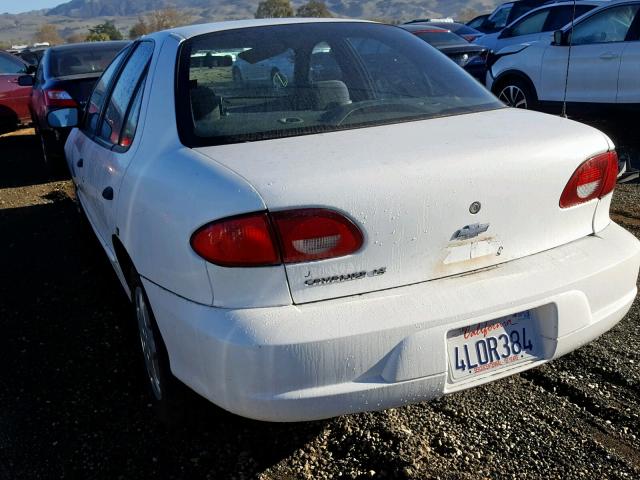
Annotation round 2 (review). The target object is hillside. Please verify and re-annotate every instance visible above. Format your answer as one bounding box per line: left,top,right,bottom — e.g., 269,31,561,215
45,0,499,20
0,0,500,45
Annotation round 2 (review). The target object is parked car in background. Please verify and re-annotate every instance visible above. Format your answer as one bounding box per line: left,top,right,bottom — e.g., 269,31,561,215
408,21,485,42
0,51,33,133
476,0,560,33
232,48,295,88
54,19,640,423
475,1,603,52
467,14,490,29
400,25,489,81
488,1,640,110
22,40,129,169
16,47,48,67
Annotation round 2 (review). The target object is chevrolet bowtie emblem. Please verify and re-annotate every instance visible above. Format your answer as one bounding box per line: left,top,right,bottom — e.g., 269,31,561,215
451,223,490,241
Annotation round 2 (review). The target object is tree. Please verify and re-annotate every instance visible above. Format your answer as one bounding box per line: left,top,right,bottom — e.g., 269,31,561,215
457,7,481,23
86,21,123,42
146,9,191,32
66,32,87,44
34,24,63,45
129,17,149,39
255,0,294,18
296,0,332,17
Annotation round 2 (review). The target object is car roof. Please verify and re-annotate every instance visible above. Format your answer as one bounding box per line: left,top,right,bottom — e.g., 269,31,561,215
149,18,372,41
557,0,640,30
399,25,450,33
48,40,129,52
0,49,27,65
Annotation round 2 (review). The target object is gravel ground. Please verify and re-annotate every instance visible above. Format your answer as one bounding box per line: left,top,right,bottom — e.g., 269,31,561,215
1,128,639,480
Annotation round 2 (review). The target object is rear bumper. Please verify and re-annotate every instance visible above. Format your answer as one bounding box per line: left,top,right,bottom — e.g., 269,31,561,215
143,222,640,422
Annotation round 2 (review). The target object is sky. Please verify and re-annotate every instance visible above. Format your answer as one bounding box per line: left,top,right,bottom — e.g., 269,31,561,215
0,0,62,14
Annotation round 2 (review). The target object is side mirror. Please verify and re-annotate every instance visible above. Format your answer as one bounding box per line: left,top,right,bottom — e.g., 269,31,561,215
553,30,565,46
47,108,78,128
17,75,34,87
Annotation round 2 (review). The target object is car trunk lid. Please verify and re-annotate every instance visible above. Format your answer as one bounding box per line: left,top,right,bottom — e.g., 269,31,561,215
195,108,611,304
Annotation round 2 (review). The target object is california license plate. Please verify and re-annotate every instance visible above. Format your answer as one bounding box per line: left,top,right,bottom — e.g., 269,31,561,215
447,311,540,382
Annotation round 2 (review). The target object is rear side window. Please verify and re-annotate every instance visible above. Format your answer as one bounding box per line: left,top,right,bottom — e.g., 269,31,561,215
98,41,153,147
84,47,130,134
0,54,26,74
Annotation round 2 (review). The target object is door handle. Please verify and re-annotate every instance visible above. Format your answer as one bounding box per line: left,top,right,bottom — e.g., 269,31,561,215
599,52,619,60
102,186,114,200
77,158,83,168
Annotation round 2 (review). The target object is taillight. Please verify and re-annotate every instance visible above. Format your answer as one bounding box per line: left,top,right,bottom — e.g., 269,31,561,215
44,89,77,108
559,151,618,208
190,209,364,267
272,208,363,263
190,213,280,267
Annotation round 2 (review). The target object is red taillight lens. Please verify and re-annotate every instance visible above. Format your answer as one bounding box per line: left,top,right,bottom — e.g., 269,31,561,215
44,89,77,108
272,209,364,263
190,209,364,267
190,213,280,267
559,151,618,208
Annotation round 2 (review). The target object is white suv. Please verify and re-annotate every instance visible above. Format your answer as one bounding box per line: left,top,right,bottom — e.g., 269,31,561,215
475,1,604,53
487,1,640,110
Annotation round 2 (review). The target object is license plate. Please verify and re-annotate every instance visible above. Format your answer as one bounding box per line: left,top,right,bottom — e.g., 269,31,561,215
447,311,540,382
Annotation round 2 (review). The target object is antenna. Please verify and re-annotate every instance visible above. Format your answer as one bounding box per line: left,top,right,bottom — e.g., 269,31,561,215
561,0,578,118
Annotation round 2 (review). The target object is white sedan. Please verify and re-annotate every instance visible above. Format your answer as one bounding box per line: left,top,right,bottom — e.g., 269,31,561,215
54,18,640,422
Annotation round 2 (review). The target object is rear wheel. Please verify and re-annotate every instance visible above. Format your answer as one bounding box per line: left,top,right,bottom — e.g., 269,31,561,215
232,66,243,84
131,271,186,425
36,125,64,177
495,77,537,110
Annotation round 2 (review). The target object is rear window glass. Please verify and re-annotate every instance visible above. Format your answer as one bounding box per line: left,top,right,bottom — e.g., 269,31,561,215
177,23,501,147
49,44,127,78
412,30,466,47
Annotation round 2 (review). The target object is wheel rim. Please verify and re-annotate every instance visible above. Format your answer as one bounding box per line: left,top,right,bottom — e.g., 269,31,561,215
135,287,162,400
498,85,528,109
271,70,286,89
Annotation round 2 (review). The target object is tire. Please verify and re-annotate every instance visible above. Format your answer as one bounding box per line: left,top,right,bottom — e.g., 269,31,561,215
131,270,187,425
36,126,64,178
495,77,538,110
232,66,243,84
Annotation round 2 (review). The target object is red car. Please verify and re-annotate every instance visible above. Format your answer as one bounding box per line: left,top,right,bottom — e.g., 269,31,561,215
0,51,32,133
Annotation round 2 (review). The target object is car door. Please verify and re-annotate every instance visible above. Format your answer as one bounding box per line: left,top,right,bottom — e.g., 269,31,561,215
541,3,639,103
617,9,640,103
71,46,130,220
0,53,31,126
83,41,154,248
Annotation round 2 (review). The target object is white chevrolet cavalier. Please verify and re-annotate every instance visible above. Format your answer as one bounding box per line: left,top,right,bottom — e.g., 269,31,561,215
57,19,640,422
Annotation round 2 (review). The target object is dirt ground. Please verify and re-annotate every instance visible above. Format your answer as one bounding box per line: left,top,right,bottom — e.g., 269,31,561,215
1,128,639,480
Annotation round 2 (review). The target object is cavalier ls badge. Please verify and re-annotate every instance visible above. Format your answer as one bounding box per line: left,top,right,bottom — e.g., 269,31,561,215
304,267,386,287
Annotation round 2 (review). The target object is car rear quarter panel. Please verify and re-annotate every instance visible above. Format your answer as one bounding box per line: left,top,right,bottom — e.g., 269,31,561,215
115,35,280,305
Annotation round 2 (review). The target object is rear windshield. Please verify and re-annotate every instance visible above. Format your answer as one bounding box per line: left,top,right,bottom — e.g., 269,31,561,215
411,30,466,47
177,23,502,146
50,44,126,78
